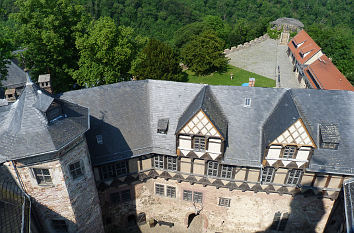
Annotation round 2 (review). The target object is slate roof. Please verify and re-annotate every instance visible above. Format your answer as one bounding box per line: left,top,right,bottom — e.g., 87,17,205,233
175,85,228,139
4,79,350,175
0,75,89,162
0,61,26,89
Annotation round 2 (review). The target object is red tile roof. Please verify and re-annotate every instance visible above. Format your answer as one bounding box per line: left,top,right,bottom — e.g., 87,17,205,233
304,55,354,91
288,30,321,65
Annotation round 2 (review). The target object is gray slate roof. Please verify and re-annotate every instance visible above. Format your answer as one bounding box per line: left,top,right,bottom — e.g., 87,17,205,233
0,61,26,89
0,76,89,162
61,80,354,175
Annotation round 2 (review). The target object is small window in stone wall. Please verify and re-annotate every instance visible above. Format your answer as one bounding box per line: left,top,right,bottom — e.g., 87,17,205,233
218,197,231,207
32,168,52,185
155,184,165,196
193,192,203,203
166,186,176,198
51,219,68,232
183,190,193,201
100,160,127,180
69,161,84,180
121,190,131,202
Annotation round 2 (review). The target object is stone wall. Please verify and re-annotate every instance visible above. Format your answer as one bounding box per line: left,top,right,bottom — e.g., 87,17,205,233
224,34,270,55
5,138,104,233
101,177,335,233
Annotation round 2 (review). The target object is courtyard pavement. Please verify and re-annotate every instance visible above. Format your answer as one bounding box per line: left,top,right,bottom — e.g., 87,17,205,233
226,38,300,88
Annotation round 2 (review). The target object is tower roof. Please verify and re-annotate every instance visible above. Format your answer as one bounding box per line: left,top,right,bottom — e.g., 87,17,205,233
0,75,89,162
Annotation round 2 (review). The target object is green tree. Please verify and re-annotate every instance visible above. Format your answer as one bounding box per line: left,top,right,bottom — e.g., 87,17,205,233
181,30,228,75
131,38,186,81
73,17,142,87
0,34,13,84
11,0,89,92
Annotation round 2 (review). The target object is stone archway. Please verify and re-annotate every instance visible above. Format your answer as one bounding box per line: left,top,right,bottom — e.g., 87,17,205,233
184,212,208,231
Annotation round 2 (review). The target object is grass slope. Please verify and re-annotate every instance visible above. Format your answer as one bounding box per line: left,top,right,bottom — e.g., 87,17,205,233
186,65,275,87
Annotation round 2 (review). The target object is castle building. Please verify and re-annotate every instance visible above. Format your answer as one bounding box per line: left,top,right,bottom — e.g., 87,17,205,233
287,30,354,91
1,78,354,232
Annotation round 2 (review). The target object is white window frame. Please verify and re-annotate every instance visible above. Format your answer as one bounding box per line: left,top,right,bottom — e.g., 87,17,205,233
68,160,84,180
283,146,296,159
166,186,176,198
244,98,251,107
218,197,231,207
32,168,52,185
155,183,165,196
193,191,203,203
166,156,177,171
193,136,206,152
220,165,233,179
286,169,303,185
261,167,275,184
207,161,218,177
183,190,193,201
154,155,164,169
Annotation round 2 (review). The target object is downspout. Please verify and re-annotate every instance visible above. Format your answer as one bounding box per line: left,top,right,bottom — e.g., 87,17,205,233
11,161,31,233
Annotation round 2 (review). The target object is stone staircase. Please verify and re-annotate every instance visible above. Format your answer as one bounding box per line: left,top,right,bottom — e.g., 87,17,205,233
280,32,290,45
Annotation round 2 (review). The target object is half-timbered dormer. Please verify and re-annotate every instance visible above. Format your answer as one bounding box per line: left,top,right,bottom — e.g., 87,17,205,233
262,91,316,169
175,86,227,160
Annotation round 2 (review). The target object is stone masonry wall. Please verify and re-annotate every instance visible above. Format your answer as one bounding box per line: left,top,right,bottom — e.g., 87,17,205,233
101,177,334,233
5,138,104,233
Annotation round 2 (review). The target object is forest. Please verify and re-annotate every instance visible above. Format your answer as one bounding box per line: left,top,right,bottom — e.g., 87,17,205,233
0,0,353,91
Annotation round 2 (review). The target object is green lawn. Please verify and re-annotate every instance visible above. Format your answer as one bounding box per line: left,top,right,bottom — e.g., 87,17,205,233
186,65,275,87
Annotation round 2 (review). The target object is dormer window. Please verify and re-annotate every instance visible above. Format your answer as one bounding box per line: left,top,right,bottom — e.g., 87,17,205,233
319,124,339,150
282,146,296,159
46,102,64,123
193,136,206,151
157,118,169,134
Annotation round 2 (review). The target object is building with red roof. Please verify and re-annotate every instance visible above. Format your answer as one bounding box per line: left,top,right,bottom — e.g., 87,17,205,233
288,30,353,91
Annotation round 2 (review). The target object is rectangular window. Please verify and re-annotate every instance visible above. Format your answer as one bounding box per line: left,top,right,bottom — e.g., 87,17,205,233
207,161,218,177
110,192,120,204
193,192,203,203
121,190,131,202
283,146,296,159
51,219,68,232
220,165,233,179
33,168,52,185
96,135,103,144
69,161,83,179
100,161,127,180
167,156,177,171
193,136,206,151
244,98,251,107
286,169,303,185
166,186,176,198
218,197,231,207
155,184,165,196
154,155,164,169
183,190,193,201
261,167,275,183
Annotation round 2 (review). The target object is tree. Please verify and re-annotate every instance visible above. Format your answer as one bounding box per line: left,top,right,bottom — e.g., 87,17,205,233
131,38,186,81
11,0,89,92
181,30,228,75
0,33,13,85
73,17,142,87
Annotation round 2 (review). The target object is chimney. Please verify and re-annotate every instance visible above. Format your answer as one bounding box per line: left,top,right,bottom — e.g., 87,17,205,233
5,88,17,102
38,74,52,93
249,78,255,87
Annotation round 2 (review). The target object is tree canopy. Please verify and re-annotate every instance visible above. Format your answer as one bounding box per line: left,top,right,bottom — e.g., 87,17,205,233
181,30,228,75
131,38,186,81
11,0,88,92
0,33,13,84
73,17,142,87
